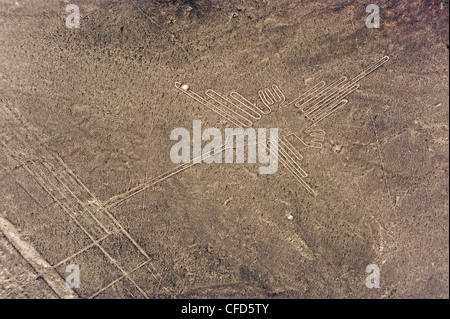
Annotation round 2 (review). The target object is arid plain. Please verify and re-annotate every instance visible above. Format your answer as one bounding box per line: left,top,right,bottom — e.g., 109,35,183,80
0,0,448,298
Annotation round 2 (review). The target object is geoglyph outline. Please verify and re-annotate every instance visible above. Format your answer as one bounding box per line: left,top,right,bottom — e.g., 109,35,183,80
173,56,390,197
0,55,390,298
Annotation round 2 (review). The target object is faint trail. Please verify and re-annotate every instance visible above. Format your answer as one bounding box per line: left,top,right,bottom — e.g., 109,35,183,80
258,216,315,260
371,116,393,202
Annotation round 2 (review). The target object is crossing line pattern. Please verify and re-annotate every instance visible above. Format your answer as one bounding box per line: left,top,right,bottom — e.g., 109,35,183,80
0,56,390,297
0,103,174,298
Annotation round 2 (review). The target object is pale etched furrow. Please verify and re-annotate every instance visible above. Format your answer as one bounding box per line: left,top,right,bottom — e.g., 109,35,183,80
279,156,317,196
269,136,316,196
349,56,390,84
304,83,359,121
1,140,107,240
280,136,304,161
1,140,153,299
104,160,197,209
206,89,261,122
296,76,348,113
1,104,119,235
285,81,326,109
293,56,389,124
0,106,112,238
1,104,174,298
258,216,315,261
175,82,252,127
230,91,264,117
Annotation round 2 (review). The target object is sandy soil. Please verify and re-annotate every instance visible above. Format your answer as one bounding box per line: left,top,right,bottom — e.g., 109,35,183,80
0,0,448,298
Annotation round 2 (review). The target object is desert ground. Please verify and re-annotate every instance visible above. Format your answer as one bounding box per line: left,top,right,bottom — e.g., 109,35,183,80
0,0,448,299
